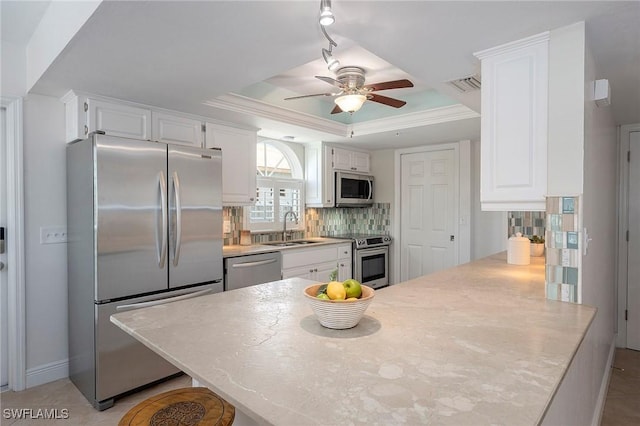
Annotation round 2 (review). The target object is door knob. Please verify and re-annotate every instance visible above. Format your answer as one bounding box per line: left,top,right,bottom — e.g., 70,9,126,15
450,235,455,242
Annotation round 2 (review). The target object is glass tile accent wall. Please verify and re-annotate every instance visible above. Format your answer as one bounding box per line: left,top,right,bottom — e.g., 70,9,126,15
306,203,391,236
545,196,581,303
222,203,391,245
507,211,546,238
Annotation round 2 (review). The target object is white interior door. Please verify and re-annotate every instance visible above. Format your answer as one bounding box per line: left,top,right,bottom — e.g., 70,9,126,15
1,107,8,388
628,131,640,350
400,149,457,281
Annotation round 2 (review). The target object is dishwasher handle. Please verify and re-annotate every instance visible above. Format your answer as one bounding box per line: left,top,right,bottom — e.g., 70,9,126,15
115,288,213,312
231,258,278,268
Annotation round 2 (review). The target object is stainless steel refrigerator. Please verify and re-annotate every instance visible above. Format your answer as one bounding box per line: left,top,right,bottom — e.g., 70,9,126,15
67,134,223,410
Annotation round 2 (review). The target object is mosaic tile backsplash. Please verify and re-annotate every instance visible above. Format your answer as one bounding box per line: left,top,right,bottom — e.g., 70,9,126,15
545,196,580,303
507,211,546,239
223,203,391,245
306,203,391,236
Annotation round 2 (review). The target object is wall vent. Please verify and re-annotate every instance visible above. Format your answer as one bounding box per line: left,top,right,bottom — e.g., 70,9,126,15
446,74,481,93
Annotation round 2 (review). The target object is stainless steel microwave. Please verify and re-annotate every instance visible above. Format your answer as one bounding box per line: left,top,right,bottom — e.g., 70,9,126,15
335,172,374,207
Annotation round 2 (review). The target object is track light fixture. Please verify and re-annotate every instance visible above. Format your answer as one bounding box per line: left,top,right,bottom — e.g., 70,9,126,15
319,0,335,26
319,3,340,71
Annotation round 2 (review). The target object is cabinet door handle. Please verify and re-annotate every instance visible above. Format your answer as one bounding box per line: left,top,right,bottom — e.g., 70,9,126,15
309,269,314,273
340,263,344,267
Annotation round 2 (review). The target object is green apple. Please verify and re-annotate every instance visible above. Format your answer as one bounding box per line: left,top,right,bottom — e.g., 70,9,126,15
316,293,330,300
342,279,362,299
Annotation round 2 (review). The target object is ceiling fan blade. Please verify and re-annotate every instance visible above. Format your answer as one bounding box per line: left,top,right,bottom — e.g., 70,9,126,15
330,105,343,114
364,79,414,92
284,93,335,100
316,76,344,88
368,93,407,108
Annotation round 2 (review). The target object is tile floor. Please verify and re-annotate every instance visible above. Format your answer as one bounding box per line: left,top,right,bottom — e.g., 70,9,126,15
1,349,638,425
601,348,640,426
0,374,191,425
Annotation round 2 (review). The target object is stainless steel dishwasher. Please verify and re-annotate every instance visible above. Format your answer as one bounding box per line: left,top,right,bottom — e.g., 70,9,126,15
224,251,283,291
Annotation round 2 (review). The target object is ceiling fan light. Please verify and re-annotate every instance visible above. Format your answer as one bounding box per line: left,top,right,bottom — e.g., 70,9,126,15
335,94,366,113
319,0,335,26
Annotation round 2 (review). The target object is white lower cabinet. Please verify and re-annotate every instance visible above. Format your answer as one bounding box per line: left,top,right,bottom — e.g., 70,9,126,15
282,261,338,282
281,243,352,282
337,244,353,281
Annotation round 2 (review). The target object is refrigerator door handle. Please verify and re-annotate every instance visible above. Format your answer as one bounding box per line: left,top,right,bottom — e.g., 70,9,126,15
171,171,183,267
158,171,168,268
115,288,213,312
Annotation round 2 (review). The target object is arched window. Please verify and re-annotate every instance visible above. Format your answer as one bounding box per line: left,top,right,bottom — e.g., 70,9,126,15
247,140,305,232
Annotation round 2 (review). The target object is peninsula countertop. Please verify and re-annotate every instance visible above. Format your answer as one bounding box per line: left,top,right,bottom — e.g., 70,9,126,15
111,253,595,425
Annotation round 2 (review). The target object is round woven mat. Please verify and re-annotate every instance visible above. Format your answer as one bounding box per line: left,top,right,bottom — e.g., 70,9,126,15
119,387,235,426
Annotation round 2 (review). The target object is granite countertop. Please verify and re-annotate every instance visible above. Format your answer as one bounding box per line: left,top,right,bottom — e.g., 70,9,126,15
111,252,595,425
223,237,349,257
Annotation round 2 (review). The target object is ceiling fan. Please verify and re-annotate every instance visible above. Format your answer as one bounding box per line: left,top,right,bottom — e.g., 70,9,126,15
284,66,414,114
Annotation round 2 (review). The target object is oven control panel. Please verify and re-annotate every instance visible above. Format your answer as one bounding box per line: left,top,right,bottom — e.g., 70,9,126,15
355,235,392,249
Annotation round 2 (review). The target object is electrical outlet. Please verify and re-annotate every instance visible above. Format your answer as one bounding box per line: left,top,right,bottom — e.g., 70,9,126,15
223,220,231,234
40,227,68,244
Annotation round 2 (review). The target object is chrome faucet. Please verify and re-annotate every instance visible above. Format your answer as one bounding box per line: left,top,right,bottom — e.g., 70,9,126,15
283,211,299,241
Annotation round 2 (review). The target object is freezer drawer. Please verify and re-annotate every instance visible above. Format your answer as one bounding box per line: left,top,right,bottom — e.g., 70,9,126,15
224,252,282,291
94,284,222,407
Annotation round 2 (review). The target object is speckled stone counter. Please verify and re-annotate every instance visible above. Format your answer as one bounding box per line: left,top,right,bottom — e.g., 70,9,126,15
112,252,595,425
223,237,347,257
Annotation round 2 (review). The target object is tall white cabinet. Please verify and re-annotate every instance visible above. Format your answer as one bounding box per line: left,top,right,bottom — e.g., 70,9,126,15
305,141,335,208
474,32,549,211
205,123,257,206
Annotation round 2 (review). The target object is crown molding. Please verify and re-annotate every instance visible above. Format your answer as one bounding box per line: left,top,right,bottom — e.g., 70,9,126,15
204,94,347,137
349,104,479,137
474,31,550,59
205,93,479,140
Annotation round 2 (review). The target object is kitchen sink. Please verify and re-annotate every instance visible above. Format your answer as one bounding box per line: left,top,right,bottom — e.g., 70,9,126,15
263,240,321,247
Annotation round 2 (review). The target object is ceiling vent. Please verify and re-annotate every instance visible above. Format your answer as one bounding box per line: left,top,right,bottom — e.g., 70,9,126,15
446,74,481,93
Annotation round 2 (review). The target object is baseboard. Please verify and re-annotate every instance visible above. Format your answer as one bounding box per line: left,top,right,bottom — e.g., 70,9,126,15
26,359,69,389
591,336,617,426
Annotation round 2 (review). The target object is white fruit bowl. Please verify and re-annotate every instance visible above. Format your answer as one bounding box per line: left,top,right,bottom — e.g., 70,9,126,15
303,284,375,330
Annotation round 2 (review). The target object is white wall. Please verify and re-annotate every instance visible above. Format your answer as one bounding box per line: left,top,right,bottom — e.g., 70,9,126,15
370,149,394,205
1,40,26,97
542,22,618,424
579,33,618,423
470,139,507,259
23,94,69,386
547,22,586,197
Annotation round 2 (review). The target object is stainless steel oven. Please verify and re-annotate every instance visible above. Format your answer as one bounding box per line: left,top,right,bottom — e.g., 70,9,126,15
333,234,391,289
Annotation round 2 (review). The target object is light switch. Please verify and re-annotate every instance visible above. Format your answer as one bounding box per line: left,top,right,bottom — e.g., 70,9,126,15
40,227,68,244
223,220,231,234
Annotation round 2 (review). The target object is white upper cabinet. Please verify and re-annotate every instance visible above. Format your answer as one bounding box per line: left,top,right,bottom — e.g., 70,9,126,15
205,123,257,206
475,32,549,211
332,147,370,173
151,111,203,147
305,141,335,208
63,92,152,142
